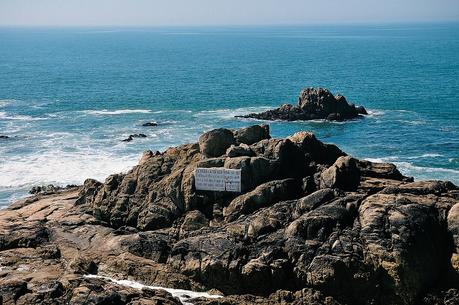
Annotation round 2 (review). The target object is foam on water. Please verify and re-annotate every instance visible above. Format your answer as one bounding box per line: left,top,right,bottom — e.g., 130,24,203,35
0,100,12,107
84,274,222,305
365,158,459,181
0,150,138,188
0,111,47,121
366,109,386,117
407,153,444,159
193,106,273,120
81,109,153,115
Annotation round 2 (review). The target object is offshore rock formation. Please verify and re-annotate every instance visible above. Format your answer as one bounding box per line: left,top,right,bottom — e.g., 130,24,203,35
238,88,367,121
1,125,458,305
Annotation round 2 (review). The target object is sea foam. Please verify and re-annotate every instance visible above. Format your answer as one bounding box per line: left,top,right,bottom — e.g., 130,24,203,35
0,150,138,188
82,109,152,115
0,111,47,121
84,274,222,305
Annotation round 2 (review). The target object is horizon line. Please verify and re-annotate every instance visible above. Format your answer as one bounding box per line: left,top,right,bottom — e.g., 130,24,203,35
0,19,458,28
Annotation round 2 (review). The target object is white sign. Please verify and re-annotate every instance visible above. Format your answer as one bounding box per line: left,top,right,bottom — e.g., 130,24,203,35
194,167,241,192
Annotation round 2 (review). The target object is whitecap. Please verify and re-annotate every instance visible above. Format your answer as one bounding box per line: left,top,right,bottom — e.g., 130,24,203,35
0,100,13,107
407,153,443,159
84,274,222,305
0,111,47,121
81,109,152,116
194,106,273,120
365,157,459,182
397,120,427,126
0,150,138,188
392,162,459,175
365,156,400,163
366,109,386,117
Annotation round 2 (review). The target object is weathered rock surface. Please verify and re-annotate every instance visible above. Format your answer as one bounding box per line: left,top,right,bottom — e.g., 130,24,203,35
238,88,367,121
1,124,457,305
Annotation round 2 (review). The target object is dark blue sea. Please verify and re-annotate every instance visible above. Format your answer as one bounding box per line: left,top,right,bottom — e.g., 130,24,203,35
0,24,458,207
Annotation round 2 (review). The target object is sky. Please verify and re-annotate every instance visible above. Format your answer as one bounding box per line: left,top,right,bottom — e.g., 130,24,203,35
0,0,458,26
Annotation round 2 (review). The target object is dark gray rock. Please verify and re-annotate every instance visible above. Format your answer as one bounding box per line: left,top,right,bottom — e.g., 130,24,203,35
142,122,158,127
238,88,367,121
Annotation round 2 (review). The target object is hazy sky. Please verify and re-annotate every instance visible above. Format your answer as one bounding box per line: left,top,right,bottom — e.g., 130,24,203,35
1,0,458,26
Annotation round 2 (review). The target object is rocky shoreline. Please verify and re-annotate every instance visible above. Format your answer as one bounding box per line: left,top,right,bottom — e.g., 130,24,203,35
237,88,367,121
1,124,458,305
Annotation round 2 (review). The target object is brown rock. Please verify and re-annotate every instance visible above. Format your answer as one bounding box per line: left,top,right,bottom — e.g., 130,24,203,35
199,128,236,158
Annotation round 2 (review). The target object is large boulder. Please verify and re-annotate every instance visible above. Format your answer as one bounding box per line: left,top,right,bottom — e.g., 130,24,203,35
358,193,454,304
199,128,236,158
320,156,361,190
233,124,270,145
288,131,346,165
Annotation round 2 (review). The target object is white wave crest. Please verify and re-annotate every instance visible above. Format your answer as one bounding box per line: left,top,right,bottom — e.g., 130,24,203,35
0,111,47,121
0,100,13,107
84,274,222,305
408,153,443,159
194,106,273,120
0,150,138,188
393,161,459,175
82,109,152,116
366,109,386,117
365,157,459,183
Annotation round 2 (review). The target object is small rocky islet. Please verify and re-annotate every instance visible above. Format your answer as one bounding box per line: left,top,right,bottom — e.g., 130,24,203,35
0,123,458,305
237,87,367,121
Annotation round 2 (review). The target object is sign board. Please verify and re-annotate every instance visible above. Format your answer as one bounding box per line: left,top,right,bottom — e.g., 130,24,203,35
194,167,241,192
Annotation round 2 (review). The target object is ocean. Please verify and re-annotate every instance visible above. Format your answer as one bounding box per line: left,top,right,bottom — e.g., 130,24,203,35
0,24,458,207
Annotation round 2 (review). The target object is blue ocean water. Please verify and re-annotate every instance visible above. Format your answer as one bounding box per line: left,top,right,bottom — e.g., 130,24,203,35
0,24,458,207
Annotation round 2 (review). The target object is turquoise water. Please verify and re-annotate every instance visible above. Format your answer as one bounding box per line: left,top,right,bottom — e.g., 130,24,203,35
0,24,458,207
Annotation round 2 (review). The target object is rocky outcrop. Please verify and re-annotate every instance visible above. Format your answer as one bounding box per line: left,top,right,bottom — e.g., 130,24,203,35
122,133,148,142
238,88,367,121
142,122,158,127
1,124,457,305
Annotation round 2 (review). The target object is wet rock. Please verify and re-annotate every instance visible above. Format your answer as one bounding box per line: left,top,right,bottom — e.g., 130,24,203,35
122,134,148,142
356,105,368,115
29,184,78,195
238,88,366,121
142,122,158,127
